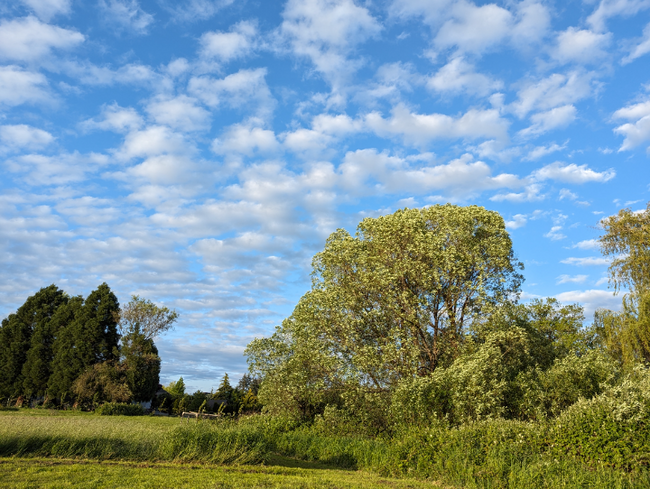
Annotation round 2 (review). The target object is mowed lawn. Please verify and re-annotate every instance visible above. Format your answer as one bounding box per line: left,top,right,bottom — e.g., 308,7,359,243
0,411,442,488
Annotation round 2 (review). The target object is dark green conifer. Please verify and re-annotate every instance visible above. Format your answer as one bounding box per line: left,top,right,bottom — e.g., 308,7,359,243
0,285,68,400
48,284,120,401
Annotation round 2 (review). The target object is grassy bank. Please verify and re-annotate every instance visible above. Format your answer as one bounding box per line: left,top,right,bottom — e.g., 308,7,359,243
0,457,441,489
1,410,648,488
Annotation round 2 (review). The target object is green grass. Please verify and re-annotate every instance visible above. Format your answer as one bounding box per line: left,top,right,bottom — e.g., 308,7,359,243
0,458,442,488
2,410,649,488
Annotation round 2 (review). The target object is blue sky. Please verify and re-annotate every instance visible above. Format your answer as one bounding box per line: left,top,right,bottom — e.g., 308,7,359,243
1,0,649,392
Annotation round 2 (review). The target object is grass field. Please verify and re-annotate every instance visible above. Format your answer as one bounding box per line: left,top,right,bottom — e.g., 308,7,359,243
0,458,442,488
1,409,648,488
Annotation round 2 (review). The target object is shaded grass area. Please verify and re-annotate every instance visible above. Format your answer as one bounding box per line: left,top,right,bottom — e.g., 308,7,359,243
0,458,442,489
2,410,649,488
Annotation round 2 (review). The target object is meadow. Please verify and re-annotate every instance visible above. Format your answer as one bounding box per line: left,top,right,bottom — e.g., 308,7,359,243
1,409,649,489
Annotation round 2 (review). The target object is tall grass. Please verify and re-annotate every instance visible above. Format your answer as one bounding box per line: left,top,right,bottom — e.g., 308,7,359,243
2,410,649,487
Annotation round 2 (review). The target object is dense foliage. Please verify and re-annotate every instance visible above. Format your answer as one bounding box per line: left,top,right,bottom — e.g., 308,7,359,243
0,285,176,409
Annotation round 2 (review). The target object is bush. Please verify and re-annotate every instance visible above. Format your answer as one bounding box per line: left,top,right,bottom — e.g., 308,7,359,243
548,366,650,470
95,402,144,416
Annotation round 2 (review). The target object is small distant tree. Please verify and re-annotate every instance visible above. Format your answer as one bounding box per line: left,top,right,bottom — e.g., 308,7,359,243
115,296,178,340
164,376,186,398
237,373,262,395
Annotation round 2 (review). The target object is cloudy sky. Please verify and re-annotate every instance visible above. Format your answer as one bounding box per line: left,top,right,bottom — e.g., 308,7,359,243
1,0,649,391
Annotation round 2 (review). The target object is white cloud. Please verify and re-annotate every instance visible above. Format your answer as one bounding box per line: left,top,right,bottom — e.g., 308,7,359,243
6,152,109,186
427,56,503,97
116,125,190,160
0,65,51,106
511,71,595,118
612,99,650,151
339,150,523,199
278,0,382,86
587,0,650,32
213,123,280,156
19,0,71,21
83,103,143,133
544,225,566,240
365,104,509,147
188,68,275,118
533,162,615,183
434,1,513,54
523,142,567,161
0,16,83,62
555,289,620,319
505,214,527,229
552,27,611,64
146,95,211,132
490,183,544,203
0,124,54,153
519,105,577,137
561,257,611,266
162,0,235,23
99,0,154,35
559,188,578,200
623,22,650,63
199,20,257,63
573,239,600,250
557,274,588,284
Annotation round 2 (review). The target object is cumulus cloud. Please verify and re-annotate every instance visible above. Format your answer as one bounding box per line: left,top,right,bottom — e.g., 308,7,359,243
0,65,51,106
277,0,382,86
561,257,611,266
427,56,503,97
0,16,83,62
162,0,235,23
573,239,600,250
613,99,650,151
145,95,211,132
555,289,620,319
587,0,650,32
99,0,154,35
116,125,191,160
0,124,54,153
188,68,275,118
199,20,258,63
557,274,588,284
511,71,595,119
365,104,509,146
623,22,650,63
6,152,109,186
490,184,544,203
519,105,577,137
533,162,615,183
396,0,549,54
339,150,522,199
552,27,611,65
505,214,527,229
523,142,567,161
213,122,281,156
83,103,143,133
18,0,71,21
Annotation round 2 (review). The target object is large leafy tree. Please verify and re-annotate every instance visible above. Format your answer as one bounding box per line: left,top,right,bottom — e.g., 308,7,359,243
48,284,120,401
596,203,650,366
247,205,523,417
0,285,68,400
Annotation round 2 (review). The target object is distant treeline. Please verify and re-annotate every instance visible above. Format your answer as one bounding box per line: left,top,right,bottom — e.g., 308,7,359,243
0,284,173,408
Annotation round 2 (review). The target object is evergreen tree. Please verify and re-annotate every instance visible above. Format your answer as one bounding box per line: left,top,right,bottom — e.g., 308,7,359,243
21,286,70,399
0,285,68,401
121,332,161,403
48,284,120,401
47,297,84,401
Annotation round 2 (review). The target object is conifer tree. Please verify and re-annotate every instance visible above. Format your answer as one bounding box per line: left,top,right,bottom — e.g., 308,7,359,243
48,284,120,401
0,285,68,401
121,332,161,403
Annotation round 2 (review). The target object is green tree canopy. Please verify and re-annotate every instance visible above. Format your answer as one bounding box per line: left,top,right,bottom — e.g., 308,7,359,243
115,295,178,340
247,205,524,418
48,284,120,401
0,285,68,400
